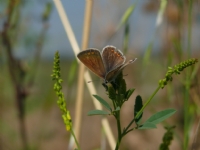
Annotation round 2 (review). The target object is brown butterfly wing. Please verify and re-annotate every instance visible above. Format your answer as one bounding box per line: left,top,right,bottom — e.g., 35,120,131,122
105,59,137,82
105,65,122,82
101,45,126,72
77,49,106,79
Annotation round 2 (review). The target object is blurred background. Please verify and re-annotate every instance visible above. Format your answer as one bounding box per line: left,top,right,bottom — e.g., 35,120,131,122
0,0,200,150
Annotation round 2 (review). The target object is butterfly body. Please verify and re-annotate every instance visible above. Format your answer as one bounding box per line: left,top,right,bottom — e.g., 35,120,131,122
77,45,136,83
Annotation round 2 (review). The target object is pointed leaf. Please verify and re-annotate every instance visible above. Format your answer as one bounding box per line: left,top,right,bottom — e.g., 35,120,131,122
93,95,112,111
123,23,130,54
134,95,143,123
138,122,157,130
125,88,135,100
146,109,176,124
119,4,135,28
88,110,110,116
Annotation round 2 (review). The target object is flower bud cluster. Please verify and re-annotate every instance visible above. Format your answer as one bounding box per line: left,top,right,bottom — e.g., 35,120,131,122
51,52,72,131
159,58,198,88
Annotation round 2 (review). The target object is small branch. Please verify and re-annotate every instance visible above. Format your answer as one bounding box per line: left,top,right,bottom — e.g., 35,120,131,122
1,1,28,149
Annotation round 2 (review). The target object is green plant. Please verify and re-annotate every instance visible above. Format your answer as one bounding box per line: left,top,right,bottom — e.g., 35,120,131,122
51,52,80,150
88,58,197,149
0,1,52,149
159,126,176,150
52,50,198,149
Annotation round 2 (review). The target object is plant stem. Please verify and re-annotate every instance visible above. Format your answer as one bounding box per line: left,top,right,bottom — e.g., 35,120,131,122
183,81,190,150
135,86,161,119
71,129,81,150
184,1,193,149
115,111,122,150
122,118,135,136
122,86,161,136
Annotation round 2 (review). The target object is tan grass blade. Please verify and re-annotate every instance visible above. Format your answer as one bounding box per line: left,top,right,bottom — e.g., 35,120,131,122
53,0,115,149
73,0,93,147
191,118,200,150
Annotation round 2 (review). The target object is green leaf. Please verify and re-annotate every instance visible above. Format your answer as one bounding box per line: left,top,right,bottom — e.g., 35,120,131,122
88,110,110,116
123,23,130,54
119,4,135,28
138,122,157,129
125,88,135,100
145,109,176,124
134,95,143,123
93,95,112,111
118,78,126,95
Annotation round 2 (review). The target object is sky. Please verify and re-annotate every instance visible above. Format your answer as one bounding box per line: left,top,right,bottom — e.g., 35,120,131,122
45,0,162,59
1,0,200,60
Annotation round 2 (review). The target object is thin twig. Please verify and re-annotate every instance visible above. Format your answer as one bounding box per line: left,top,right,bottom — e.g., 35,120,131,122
1,1,28,149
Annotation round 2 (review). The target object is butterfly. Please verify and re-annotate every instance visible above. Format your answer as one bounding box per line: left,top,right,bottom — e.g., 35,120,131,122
77,45,137,83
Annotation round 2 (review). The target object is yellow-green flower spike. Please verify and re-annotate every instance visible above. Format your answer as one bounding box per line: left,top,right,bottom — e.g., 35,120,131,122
159,58,198,89
51,51,72,131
